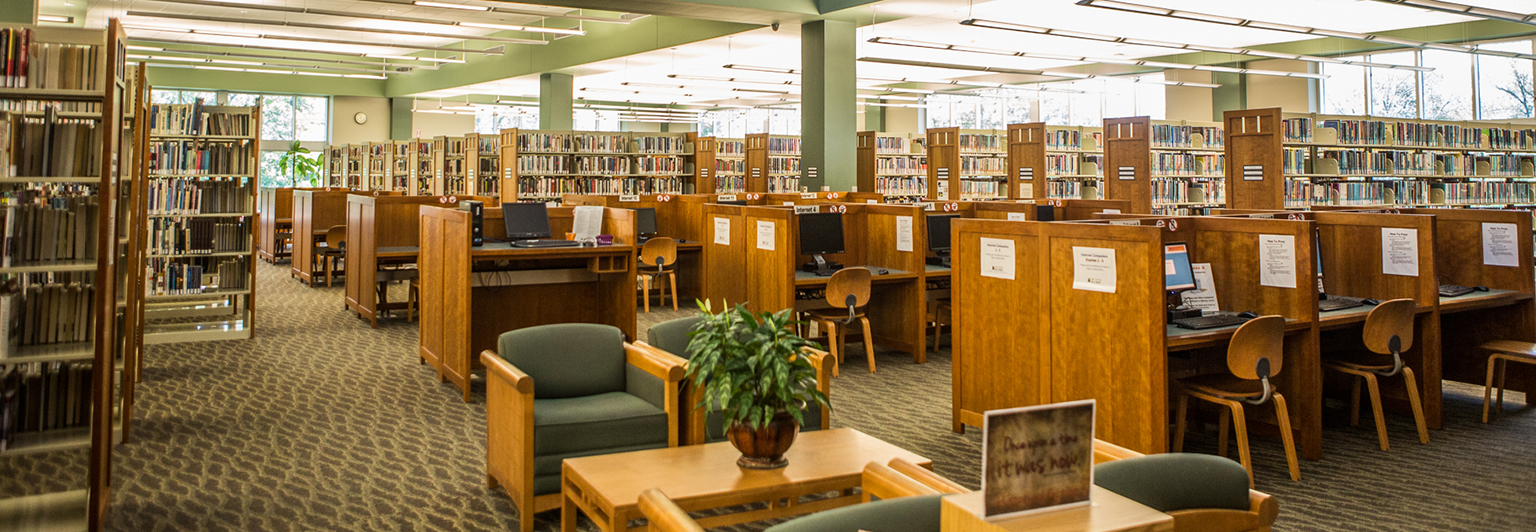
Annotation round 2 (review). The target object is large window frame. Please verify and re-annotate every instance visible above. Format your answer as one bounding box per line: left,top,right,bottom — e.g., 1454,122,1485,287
153,89,331,188
1321,38,1535,121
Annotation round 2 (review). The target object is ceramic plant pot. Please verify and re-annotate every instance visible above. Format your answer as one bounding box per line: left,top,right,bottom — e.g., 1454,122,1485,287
726,413,800,469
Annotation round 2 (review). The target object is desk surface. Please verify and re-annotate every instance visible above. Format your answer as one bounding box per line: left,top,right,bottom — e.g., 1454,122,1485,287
1438,288,1531,313
925,264,952,274
794,267,918,285
1318,304,1376,330
1167,317,1308,351
940,488,1173,532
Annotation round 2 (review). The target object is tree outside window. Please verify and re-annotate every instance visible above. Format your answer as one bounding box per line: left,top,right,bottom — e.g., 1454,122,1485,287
1477,40,1534,120
1421,51,1473,120
1369,51,1419,119
1323,59,1366,116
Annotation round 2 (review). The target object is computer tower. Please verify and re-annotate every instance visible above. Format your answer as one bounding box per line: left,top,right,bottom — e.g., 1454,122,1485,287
459,200,484,246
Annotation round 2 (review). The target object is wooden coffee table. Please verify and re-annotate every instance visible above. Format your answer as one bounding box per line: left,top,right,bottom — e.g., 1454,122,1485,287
560,428,932,532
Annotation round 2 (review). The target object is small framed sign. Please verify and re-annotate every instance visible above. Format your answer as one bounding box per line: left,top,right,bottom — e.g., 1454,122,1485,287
982,400,1096,521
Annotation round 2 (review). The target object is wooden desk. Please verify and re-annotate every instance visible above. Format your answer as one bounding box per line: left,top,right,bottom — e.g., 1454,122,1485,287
560,428,931,532
565,194,720,303
418,206,637,401
940,488,1172,532
1166,318,1310,351
345,195,487,327
257,187,323,263
291,189,359,286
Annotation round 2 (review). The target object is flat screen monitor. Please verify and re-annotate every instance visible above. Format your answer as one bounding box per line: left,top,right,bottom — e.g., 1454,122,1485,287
928,214,959,252
717,200,747,206
502,202,553,241
797,212,845,255
636,207,658,236
1035,204,1055,222
1164,242,1196,291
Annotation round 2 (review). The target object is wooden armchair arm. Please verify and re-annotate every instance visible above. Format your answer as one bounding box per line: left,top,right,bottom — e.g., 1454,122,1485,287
639,488,704,532
800,347,832,430
1092,439,1144,464
887,458,969,495
861,461,939,502
1251,489,1279,528
625,342,688,383
481,350,534,394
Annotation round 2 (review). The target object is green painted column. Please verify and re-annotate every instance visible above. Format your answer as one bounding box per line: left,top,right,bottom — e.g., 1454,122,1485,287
0,0,37,24
1211,71,1247,122
864,102,885,133
390,98,413,140
540,73,574,130
801,20,857,192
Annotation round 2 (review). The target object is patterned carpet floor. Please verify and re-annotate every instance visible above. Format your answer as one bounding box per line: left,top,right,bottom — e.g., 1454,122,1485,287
7,260,1535,530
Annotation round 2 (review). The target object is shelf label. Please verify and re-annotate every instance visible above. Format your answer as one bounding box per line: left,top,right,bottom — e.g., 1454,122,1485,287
1117,166,1135,181
503,169,512,178
806,167,818,180
1018,167,1033,179
1243,164,1264,181
619,195,641,202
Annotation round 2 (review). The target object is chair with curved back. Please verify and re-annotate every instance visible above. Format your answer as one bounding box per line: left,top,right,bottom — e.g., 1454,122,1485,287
803,267,876,373
638,237,678,312
1324,298,1429,450
1173,315,1301,487
315,224,347,287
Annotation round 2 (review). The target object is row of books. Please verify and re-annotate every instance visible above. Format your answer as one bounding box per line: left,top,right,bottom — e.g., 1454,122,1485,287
2,111,101,178
1284,148,1307,174
957,133,1003,153
148,103,255,137
0,101,100,113
441,177,465,196
1045,129,1098,151
958,179,1002,199
147,140,255,176
1308,118,1536,150
146,218,249,256
477,136,497,154
2,196,99,266
1286,181,1387,207
514,176,686,198
437,137,467,156
873,136,910,154
768,157,800,175
1047,154,1100,176
713,175,743,194
766,137,800,155
1284,118,1314,143
441,158,464,177
477,156,498,177
0,362,95,451
960,155,1006,175
1150,125,1224,149
874,176,925,196
716,140,745,156
1,29,103,90
874,156,925,176
766,176,799,193
146,178,252,215
1152,153,1224,176
1439,181,1536,205
1152,178,1224,205
574,156,629,175
714,158,745,174
634,136,689,154
477,176,498,196
145,256,249,295
0,277,96,348
1048,180,1096,200
633,157,686,175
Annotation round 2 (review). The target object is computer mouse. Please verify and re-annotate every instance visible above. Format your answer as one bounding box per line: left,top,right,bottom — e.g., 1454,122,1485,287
1237,311,1260,319
877,268,889,275
1474,285,1490,292
1362,298,1382,305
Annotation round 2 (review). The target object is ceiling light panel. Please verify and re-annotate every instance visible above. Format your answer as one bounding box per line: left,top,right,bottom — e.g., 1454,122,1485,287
869,36,1327,79
127,11,551,45
144,0,587,37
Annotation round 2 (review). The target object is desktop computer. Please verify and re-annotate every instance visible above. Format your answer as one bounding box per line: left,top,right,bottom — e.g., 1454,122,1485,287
636,207,658,243
504,202,579,248
459,200,483,246
797,212,845,276
1165,242,1256,330
925,214,958,267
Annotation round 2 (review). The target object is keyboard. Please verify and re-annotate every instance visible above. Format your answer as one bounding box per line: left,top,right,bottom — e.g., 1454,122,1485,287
511,239,582,249
1319,296,1366,312
1439,284,1475,297
1171,314,1252,330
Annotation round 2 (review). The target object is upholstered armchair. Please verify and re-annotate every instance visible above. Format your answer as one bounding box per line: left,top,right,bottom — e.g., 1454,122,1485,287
643,316,832,445
480,323,687,532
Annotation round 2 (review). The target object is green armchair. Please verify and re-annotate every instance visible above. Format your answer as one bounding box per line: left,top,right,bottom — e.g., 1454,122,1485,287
643,316,832,445
481,323,688,532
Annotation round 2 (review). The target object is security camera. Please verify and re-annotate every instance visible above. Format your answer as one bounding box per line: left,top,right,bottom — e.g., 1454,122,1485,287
772,22,780,31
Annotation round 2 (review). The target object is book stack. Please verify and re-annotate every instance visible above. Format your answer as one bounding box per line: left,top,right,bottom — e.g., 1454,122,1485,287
874,136,907,154
575,134,626,153
713,157,744,175
875,176,925,196
147,218,249,255
0,362,95,451
2,196,100,266
146,178,251,215
519,132,571,152
766,137,800,155
148,139,255,175
0,27,102,90
633,156,684,175
957,134,1002,152
768,156,799,175
714,174,743,194
960,155,1006,176
634,136,688,154
573,156,629,175
767,176,799,193
1283,118,1314,143
716,139,745,157
3,109,102,177
145,255,248,295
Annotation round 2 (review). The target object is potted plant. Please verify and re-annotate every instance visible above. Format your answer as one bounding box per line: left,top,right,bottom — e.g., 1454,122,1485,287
277,140,326,187
684,301,830,469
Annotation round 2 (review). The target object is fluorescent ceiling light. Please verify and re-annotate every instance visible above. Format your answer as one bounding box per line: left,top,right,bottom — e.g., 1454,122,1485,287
859,57,1221,88
868,37,1327,79
861,102,929,108
37,15,74,23
441,105,480,111
146,0,585,37
126,45,163,51
1367,0,1536,25
459,21,583,36
297,72,344,77
346,74,389,79
366,54,464,64
733,88,791,95
207,59,265,66
131,43,429,71
199,65,245,72
125,31,507,55
1073,0,1536,60
858,93,923,101
414,1,487,11
722,64,799,74
959,18,1436,71
622,82,686,89
126,11,549,45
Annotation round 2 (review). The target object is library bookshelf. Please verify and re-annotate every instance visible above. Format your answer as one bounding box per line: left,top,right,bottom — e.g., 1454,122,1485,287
710,136,745,193
433,135,467,197
926,127,1008,200
500,129,697,203
856,131,926,202
412,138,435,195
326,144,345,188
745,133,801,193
1150,119,1227,215
140,99,260,344
1007,123,1104,201
1282,112,1536,210
468,133,500,197
0,20,130,532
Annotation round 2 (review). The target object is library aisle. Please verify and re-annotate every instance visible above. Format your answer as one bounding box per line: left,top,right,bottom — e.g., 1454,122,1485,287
4,261,1530,531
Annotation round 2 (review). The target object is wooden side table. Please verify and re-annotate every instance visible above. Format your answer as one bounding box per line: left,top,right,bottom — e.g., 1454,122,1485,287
940,488,1173,532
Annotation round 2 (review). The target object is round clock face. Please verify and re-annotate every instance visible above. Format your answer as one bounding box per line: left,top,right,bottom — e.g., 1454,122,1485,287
354,112,368,124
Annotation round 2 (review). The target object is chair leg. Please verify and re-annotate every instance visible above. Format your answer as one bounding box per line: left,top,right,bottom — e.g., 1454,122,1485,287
1225,400,1253,489
1217,407,1231,459
1484,355,1499,423
1496,357,1508,414
1173,390,1189,452
1272,392,1301,482
860,316,876,373
1363,373,1389,451
1349,375,1362,427
837,322,849,365
826,321,841,365
325,256,333,287
641,275,651,313
668,272,678,311
932,321,941,352
1401,367,1429,444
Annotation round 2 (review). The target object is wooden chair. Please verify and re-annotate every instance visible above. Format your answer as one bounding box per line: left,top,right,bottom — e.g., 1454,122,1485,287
1479,340,1536,423
803,268,876,373
927,299,951,352
1323,299,1429,450
314,224,346,287
407,279,420,322
1173,315,1301,487
638,237,678,312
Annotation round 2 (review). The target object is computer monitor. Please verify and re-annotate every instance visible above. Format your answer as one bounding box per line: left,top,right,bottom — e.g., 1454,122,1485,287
1164,242,1196,291
636,207,658,237
797,212,845,276
717,200,747,206
502,202,553,241
926,214,959,268
1035,204,1055,222
1314,228,1325,294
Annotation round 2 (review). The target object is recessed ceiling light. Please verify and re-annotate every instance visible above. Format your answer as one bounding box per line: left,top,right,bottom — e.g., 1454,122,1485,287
414,1,488,11
38,15,75,23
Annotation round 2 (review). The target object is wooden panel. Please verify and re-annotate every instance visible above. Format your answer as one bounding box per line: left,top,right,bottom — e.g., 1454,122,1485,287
1102,117,1151,214
856,131,877,194
746,133,768,193
951,219,1046,434
289,189,355,285
863,205,928,362
1007,123,1047,200
926,127,958,201
690,133,715,195
1224,108,1285,210
1057,199,1133,221
745,208,796,314
701,205,748,309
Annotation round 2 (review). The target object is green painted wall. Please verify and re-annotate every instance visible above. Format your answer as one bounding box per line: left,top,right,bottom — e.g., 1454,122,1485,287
801,20,856,192
0,0,36,24
540,73,574,130
390,98,413,141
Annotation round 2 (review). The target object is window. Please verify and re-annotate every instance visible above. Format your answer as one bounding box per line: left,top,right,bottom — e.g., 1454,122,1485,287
924,91,1032,129
1369,52,1419,119
1040,91,1070,125
476,106,539,133
150,89,214,105
574,109,622,132
1322,59,1366,115
227,92,330,187
1134,76,1167,120
1103,79,1136,120
1421,51,1473,120
1477,40,1534,120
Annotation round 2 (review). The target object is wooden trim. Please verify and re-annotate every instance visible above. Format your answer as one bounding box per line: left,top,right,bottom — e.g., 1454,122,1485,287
1225,108,1285,210
1102,116,1152,214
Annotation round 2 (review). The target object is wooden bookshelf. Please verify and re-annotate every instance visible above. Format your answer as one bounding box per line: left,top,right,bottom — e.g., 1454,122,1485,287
857,131,926,201
325,144,343,187
1006,123,1045,200
925,127,1007,200
1282,112,1536,209
1043,125,1103,201
412,138,435,195
744,133,800,193
344,144,363,189
389,140,410,193
712,137,746,193
1149,119,1228,215
120,62,148,446
434,136,466,196
0,20,129,532
1218,109,1279,210
141,100,260,344
1102,116,1152,214
501,129,695,202
469,133,500,197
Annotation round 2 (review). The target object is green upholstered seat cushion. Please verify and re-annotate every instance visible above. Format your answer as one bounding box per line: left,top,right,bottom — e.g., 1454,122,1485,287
646,316,704,359
531,442,671,496
1093,453,1251,512
498,323,626,399
764,495,942,532
533,391,670,457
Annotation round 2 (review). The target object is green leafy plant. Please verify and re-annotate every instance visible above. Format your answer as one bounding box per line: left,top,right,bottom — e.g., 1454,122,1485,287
684,300,830,431
277,140,326,187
